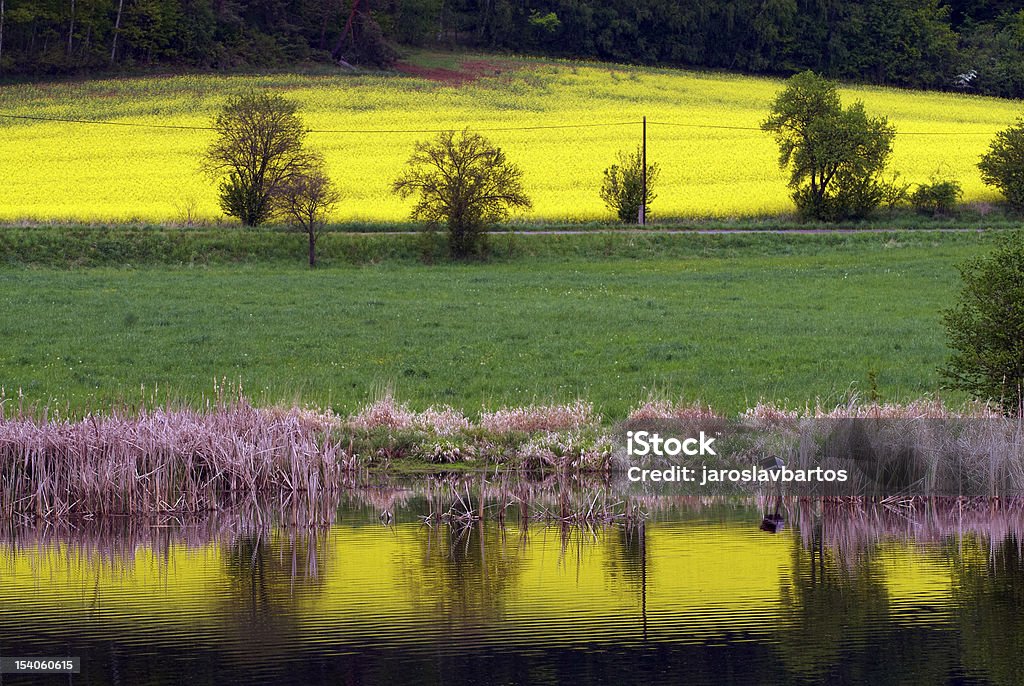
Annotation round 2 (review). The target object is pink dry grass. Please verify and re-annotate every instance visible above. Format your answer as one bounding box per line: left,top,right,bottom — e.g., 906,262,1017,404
479,401,595,433
627,399,722,422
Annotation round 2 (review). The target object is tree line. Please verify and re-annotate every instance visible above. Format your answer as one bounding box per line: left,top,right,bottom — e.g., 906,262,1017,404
3,1,1024,98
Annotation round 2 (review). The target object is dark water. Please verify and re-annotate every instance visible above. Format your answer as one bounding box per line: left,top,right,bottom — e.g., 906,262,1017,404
2,478,1023,685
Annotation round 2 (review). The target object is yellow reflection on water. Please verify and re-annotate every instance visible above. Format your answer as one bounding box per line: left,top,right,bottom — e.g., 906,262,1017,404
0,515,962,652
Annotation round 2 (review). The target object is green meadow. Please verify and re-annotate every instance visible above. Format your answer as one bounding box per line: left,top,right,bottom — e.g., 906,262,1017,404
0,232,995,418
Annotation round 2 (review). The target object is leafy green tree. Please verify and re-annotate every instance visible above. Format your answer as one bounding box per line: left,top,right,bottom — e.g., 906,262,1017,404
942,232,1024,415
599,146,659,223
979,118,1024,212
201,90,316,227
120,0,181,64
761,71,896,220
392,129,531,259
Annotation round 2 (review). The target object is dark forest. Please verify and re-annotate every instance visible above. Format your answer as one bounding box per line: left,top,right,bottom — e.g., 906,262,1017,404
1,1,1023,97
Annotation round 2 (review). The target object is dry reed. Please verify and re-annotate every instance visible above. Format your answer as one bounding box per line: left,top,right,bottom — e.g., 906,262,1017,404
1,393,1020,517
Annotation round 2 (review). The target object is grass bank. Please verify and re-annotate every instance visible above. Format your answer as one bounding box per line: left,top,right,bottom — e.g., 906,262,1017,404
0,232,997,416
0,223,1002,267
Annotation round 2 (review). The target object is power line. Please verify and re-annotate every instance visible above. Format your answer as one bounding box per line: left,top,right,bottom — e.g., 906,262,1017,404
0,111,1003,136
0,112,639,133
0,112,213,130
648,119,1000,135
311,121,640,133
647,120,762,132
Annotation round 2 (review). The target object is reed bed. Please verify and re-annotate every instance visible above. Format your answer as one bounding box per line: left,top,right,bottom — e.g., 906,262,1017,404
0,400,350,517
2,393,1021,517
0,395,615,517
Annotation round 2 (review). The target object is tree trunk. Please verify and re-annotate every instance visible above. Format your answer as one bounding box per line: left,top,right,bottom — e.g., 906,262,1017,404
478,0,490,40
67,0,76,58
111,0,124,64
308,228,316,268
0,0,6,70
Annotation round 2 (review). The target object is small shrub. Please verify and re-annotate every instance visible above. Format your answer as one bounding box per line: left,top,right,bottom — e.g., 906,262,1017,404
880,172,912,212
911,179,962,217
600,146,659,223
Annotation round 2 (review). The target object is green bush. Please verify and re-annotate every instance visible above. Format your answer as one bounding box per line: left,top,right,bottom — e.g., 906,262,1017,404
911,179,962,217
979,118,1024,212
942,231,1024,415
599,147,660,223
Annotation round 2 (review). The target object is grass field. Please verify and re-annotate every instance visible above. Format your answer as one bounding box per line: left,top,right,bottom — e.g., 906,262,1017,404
0,52,1018,224
0,233,995,418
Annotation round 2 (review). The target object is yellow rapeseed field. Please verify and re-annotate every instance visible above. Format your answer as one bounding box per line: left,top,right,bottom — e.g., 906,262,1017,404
0,55,1018,224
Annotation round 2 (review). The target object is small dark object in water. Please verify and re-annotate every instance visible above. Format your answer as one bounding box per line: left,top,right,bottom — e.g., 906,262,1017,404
760,513,785,534
760,488,785,533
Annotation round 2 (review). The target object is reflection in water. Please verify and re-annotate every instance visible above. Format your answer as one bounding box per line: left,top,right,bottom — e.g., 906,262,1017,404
1,478,1023,685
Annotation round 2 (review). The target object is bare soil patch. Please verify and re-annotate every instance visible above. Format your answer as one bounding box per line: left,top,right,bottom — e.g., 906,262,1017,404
394,58,520,86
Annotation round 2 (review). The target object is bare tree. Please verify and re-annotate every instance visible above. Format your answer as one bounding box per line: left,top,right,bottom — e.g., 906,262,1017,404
201,90,316,226
392,129,531,258
278,156,340,268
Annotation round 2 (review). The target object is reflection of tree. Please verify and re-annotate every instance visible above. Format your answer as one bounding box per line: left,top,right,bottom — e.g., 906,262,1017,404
774,521,889,681
401,518,526,624
774,515,958,685
219,529,329,641
954,534,1024,686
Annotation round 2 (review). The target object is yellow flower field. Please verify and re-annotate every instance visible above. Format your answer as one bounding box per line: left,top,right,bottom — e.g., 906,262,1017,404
0,56,1018,224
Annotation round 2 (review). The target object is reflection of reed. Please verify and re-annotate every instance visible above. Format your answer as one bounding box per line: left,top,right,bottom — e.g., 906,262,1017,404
0,491,341,570
12,470,1024,574
0,475,651,569
792,497,1024,555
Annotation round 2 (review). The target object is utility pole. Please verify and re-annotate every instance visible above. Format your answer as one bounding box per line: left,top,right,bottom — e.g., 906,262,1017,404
640,116,647,226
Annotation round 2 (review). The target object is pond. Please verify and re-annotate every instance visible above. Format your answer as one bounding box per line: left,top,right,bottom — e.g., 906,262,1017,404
1,475,1021,685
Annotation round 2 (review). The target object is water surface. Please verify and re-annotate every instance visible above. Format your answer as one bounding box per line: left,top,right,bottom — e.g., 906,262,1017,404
1,479,1021,685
